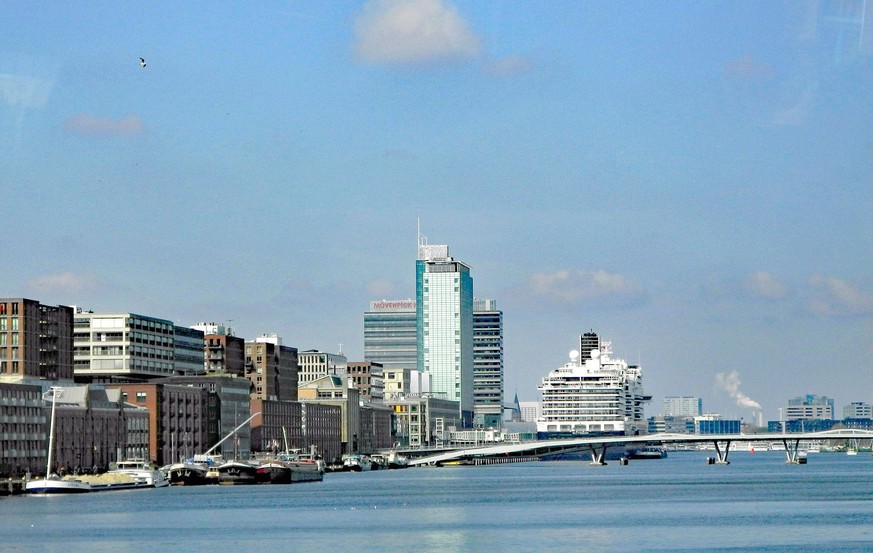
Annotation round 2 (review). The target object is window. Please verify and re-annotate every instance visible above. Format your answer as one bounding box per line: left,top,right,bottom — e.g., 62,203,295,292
136,392,147,402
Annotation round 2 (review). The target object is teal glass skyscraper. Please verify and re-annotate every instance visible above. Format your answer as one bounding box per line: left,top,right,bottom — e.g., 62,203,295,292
417,235,474,426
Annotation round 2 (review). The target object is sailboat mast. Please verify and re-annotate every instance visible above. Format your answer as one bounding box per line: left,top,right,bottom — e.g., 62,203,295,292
45,387,59,477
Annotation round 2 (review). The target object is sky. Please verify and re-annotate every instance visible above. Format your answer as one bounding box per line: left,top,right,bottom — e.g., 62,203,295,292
2,0,872,423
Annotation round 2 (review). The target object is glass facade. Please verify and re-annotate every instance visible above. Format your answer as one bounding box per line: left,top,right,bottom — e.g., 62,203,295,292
416,243,474,424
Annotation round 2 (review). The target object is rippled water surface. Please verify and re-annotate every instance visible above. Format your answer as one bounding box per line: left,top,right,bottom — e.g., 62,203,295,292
5,451,873,552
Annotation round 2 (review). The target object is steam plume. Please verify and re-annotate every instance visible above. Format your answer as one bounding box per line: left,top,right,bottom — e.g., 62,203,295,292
715,370,762,410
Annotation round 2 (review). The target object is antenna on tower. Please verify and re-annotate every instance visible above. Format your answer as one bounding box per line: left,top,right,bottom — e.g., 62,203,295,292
338,343,344,356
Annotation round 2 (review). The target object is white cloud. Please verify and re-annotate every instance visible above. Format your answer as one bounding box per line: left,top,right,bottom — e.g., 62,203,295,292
744,271,790,300
353,0,481,65
365,278,399,297
27,272,99,295
808,275,873,316
483,55,534,77
62,113,146,136
527,269,646,308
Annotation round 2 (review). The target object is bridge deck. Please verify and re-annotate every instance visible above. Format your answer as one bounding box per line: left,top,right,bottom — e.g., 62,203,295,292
407,429,873,466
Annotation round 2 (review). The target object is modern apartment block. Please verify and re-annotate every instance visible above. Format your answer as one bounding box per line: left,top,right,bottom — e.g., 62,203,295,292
72,310,177,383
191,322,245,376
297,350,348,387
472,298,503,429
245,334,299,402
416,237,474,424
363,299,417,370
0,298,74,382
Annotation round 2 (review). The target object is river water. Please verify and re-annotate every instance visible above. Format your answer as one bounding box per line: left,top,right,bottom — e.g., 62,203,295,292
5,451,873,552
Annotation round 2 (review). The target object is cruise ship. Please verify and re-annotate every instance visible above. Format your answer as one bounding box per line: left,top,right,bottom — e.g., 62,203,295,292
537,334,651,439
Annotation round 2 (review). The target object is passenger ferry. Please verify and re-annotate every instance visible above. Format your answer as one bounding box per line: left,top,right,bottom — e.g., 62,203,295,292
536,336,650,439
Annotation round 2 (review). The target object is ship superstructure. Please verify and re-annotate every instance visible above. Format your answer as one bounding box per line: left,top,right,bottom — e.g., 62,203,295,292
537,336,650,438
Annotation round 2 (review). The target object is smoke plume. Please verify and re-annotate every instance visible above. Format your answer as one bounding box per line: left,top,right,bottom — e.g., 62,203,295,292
715,370,762,410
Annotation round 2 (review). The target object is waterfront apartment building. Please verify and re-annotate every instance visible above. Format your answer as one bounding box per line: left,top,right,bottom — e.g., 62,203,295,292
297,350,348,387
72,310,178,383
416,237,474,425
363,299,417,370
473,299,503,429
0,298,74,382
249,397,342,462
662,396,703,418
347,361,384,402
108,382,209,465
299,375,362,455
0,382,45,475
245,334,299,402
191,322,245,376
156,375,252,460
1,383,151,476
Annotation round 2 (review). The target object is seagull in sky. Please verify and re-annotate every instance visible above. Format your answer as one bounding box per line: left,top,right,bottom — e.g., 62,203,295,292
139,57,146,68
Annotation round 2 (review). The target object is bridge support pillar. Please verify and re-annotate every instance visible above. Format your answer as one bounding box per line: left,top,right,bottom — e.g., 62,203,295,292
588,444,607,466
783,439,806,464
712,440,731,464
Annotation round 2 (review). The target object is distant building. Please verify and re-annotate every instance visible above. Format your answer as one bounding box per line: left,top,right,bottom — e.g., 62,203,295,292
3,383,151,476
172,325,206,376
382,395,463,448
662,396,702,418
473,298,503,429
245,334,299,402
843,402,873,420
73,310,177,383
191,322,245,376
0,298,74,382
156,375,251,460
347,361,384,401
383,367,414,398
363,300,417,370
785,394,834,421
648,415,695,434
518,401,541,423
694,414,740,435
416,236,474,425
298,350,348,387
299,375,363,455
108,382,209,465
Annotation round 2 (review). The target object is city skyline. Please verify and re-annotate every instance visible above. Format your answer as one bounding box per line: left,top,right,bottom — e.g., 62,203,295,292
3,2,871,419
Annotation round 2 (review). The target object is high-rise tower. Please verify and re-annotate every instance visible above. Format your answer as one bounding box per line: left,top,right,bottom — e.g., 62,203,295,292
416,232,474,425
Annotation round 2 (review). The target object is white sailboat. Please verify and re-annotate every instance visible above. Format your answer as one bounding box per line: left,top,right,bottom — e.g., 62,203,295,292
26,387,92,494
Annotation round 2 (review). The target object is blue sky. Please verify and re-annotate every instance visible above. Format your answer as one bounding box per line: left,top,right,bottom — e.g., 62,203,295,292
3,1,872,421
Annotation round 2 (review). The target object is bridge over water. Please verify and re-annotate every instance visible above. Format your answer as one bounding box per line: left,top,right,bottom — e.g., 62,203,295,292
407,429,873,467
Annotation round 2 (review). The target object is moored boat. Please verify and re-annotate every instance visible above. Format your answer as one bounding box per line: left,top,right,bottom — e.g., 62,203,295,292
341,454,373,472
25,475,92,494
108,459,169,488
256,460,293,484
26,387,92,495
166,462,210,486
217,460,259,485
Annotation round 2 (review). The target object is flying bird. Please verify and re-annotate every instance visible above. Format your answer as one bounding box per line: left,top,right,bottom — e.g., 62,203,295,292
139,58,146,68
